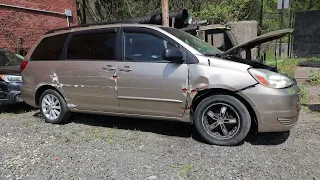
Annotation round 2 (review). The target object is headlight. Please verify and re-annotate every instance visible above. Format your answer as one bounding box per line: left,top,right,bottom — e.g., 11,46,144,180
248,68,293,89
0,75,22,83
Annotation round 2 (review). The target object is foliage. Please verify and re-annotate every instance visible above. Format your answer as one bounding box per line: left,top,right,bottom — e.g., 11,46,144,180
310,69,320,85
192,0,251,24
299,84,309,104
79,0,211,23
249,0,320,32
79,0,320,33
264,52,304,76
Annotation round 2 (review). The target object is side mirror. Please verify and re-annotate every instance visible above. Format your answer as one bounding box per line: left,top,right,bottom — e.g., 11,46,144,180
163,48,184,63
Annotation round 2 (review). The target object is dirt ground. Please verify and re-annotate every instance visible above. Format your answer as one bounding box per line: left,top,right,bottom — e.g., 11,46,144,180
0,103,319,180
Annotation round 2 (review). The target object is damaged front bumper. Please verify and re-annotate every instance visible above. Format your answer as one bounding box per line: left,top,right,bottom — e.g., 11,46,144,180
238,84,301,132
0,81,23,106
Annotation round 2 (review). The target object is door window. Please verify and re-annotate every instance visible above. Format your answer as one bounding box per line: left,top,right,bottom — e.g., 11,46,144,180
67,32,116,60
123,32,176,62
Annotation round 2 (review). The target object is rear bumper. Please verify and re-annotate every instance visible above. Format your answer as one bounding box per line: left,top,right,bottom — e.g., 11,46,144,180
238,84,301,132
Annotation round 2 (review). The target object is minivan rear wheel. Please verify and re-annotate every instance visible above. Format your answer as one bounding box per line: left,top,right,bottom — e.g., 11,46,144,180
194,95,251,146
39,89,71,124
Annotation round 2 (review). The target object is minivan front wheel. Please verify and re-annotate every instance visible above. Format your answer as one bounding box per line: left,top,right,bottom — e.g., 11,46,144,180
39,89,71,124
194,95,251,146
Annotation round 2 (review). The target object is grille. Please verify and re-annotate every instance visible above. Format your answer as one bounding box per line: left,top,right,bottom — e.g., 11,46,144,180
277,113,300,126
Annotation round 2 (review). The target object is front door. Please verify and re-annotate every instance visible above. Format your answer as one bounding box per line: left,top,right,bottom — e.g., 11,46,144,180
117,27,188,118
59,28,119,112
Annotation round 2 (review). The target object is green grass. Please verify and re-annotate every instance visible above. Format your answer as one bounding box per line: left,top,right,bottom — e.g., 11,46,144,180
263,51,320,77
264,56,303,77
173,163,193,178
310,69,320,85
299,85,309,104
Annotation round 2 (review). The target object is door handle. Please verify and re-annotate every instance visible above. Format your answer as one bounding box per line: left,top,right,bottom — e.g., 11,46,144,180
103,65,115,71
119,66,132,72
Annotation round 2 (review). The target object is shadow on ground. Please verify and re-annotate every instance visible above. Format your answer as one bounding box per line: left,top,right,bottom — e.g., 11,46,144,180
304,104,320,113
0,103,36,114
66,113,289,146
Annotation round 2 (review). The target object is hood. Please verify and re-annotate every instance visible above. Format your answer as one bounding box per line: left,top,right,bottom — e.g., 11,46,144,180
223,55,278,72
0,65,21,76
221,29,294,55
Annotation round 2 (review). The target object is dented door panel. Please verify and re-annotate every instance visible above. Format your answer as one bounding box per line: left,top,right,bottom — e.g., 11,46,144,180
26,61,119,112
117,62,188,117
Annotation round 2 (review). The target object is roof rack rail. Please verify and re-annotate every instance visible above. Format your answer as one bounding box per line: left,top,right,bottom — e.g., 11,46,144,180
45,19,137,34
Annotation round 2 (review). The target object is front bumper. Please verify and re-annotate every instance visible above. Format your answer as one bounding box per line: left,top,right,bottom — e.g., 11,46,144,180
0,91,24,105
238,84,301,132
0,81,23,106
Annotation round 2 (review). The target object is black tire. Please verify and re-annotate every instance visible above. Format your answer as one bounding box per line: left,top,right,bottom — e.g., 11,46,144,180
194,95,251,146
39,89,71,124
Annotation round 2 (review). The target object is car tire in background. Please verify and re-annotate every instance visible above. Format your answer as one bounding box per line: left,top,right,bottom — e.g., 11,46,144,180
194,95,251,146
39,89,71,124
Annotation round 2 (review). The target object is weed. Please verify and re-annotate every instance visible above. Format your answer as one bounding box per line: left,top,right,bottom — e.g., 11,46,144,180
310,69,320,85
22,121,33,127
173,163,192,178
178,163,192,177
299,85,309,104
62,136,72,143
105,129,116,145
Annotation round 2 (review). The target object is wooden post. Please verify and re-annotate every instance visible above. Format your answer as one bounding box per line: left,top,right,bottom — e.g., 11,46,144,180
279,0,284,57
161,0,169,26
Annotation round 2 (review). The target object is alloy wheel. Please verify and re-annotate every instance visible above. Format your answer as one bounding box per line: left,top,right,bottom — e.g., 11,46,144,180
202,103,240,139
41,94,61,120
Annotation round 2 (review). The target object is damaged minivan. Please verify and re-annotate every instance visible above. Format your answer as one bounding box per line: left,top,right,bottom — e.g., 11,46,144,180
21,24,300,146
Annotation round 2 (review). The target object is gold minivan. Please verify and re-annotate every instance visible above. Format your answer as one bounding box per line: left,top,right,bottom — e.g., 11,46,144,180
21,24,300,146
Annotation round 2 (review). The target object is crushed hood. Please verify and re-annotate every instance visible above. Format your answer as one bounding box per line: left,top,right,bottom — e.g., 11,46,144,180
221,29,294,55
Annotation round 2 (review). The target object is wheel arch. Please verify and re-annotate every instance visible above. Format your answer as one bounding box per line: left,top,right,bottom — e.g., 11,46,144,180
35,85,65,107
191,88,258,131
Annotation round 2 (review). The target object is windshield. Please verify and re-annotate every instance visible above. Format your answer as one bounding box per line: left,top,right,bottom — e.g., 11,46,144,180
0,52,24,66
160,27,223,56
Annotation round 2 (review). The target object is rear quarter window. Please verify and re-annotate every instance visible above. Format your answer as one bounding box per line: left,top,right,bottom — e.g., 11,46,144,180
31,33,68,61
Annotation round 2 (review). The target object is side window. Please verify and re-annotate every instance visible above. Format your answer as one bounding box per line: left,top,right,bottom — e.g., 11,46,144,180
31,33,68,60
123,32,176,62
67,32,116,60
0,54,8,66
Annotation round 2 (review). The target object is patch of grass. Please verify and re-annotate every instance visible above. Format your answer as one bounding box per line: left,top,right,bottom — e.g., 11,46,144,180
173,163,192,178
178,163,192,177
105,128,116,145
262,51,320,77
265,56,303,77
310,69,320,85
299,84,309,104
22,121,33,127
61,136,73,143
77,127,117,145
79,127,105,142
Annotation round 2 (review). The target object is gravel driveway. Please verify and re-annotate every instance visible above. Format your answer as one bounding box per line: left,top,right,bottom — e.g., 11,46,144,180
0,105,320,180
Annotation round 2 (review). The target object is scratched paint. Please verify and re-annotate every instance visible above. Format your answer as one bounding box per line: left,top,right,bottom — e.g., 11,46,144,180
181,83,208,99
50,73,59,84
67,104,77,108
